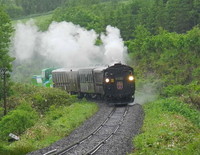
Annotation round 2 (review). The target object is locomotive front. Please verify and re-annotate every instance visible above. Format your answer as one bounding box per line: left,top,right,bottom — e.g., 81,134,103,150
103,63,135,103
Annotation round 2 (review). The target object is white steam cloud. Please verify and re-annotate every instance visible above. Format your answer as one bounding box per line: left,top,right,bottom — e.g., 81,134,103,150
11,20,128,67
133,82,160,105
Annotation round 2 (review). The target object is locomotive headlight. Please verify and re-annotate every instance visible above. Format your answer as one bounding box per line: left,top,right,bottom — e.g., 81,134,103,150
105,78,110,83
128,75,134,81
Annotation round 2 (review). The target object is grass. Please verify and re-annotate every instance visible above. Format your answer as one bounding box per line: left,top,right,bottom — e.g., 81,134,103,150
131,98,200,155
12,11,53,24
0,84,98,155
0,102,98,155
11,13,53,31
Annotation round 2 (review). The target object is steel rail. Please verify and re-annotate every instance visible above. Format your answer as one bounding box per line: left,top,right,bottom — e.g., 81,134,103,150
85,106,129,155
43,107,116,155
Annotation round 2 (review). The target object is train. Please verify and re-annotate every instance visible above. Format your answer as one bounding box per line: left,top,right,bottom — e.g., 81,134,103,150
31,68,56,87
52,63,135,104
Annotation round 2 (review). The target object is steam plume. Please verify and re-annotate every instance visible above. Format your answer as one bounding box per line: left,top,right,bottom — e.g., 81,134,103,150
11,21,128,67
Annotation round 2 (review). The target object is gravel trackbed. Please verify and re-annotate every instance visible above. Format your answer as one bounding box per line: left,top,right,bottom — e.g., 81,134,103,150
28,102,144,155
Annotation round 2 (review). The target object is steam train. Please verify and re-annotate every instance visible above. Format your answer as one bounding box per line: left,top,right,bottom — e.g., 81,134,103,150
52,63,135,104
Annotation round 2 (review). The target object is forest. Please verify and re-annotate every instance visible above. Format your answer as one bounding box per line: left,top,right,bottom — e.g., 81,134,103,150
0,0,200,154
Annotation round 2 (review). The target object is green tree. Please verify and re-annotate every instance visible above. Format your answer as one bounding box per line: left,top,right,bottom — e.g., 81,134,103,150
0,7,14,114
166,0,197,33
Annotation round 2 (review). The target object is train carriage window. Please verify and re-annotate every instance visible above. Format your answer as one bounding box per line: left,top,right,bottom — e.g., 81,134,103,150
58,73,60,83
54,74,56,83
67,73,69,82
105,72,108,77
80,75,82,82
80,74,82,83
88,74,90,82
62,73,64,83
89,74,92,82
59,73,62,83
95,73,103,83
91,74,93,82
60,74,62,83
80,74,86,83
64,73,66,83
87,74,90,82
85,74,87,82
81,74,84,83
63,73,65,83
66,73,69,82
83,74,85,83
57,74,59,83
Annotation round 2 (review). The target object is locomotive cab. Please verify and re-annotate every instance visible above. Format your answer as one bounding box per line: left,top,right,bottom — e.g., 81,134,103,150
103,63,135,103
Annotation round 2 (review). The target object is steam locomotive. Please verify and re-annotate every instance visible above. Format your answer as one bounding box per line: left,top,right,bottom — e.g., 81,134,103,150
52,63,135,104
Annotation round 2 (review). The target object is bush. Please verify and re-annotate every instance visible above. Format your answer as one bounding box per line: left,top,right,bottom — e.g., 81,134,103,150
161,98,200,128
7,83,78,114
0,103,38,140
132,99,200,155
6,102,98,154
162,85,188,97
162,82,200,109
31,87,77,114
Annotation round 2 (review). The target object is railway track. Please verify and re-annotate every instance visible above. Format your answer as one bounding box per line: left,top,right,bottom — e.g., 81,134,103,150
43,106,129,155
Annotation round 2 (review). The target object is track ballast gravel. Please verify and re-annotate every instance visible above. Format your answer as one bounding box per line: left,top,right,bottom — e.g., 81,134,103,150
28,102,144,155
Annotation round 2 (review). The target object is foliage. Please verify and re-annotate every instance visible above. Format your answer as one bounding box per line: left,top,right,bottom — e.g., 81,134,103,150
0,107,3,119
1,102,98,155
162,81,200,109
162,98,200,127
0,0,67,18
0,7,14,70
128,26,200,85
0,7,14,114
6,83,77,114
51,0,200,40
131,99,200,155
12,13,53,31
31,87,77,114
0,83,98,154
0,102,39,141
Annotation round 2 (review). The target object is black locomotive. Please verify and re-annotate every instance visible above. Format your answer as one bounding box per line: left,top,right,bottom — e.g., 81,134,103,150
52,63,135,104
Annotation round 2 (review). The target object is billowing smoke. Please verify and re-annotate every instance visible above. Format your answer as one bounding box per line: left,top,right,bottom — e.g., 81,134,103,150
12,20,39,61
11,20,128,68
132,82,160,105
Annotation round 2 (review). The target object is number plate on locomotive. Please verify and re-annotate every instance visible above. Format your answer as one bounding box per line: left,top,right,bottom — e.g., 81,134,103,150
117,81,123,90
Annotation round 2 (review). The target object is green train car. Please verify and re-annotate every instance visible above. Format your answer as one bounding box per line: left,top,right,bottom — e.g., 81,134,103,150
32,68,56,87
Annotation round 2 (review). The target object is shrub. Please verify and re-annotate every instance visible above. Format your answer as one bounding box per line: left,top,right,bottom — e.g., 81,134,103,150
162,82,200,109
162,85,188,97
31,87,77,114
161,98,200,128
0,103,38,140
132,99,200,155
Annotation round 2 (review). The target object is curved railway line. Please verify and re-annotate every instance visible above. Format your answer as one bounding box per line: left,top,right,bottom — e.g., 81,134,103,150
28,102,144,155
44,106,129,155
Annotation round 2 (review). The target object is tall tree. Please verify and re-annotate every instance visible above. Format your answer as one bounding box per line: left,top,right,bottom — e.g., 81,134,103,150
0,7,14,115
166,0,195,33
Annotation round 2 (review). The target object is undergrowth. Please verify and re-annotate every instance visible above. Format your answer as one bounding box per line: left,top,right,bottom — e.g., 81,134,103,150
131,98,200,155
0,84,98,155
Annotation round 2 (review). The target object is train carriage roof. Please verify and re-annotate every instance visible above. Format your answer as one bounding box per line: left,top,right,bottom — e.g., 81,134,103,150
52,63,133,73
52,68,79,73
